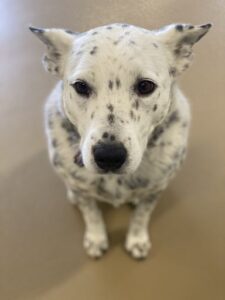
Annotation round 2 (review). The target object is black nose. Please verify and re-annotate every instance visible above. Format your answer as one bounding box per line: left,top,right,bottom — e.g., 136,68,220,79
93,143,127,172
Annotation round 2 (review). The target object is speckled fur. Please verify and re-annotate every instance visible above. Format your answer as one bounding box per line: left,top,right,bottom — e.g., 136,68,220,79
30,22,211,259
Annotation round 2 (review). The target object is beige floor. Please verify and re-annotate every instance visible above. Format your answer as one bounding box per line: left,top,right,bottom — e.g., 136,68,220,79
1,0,225,299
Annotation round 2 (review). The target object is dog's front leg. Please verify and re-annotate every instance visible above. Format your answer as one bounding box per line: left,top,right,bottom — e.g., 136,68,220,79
125,194,159,259
77,197,108,258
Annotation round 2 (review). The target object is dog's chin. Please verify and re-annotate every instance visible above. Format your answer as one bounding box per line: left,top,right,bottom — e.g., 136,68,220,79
83,161,140,176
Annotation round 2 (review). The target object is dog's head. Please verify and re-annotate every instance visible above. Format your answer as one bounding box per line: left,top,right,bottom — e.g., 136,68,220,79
30,23,211,174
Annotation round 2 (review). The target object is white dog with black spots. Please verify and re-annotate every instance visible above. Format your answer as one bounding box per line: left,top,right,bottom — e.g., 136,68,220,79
30,22,211,259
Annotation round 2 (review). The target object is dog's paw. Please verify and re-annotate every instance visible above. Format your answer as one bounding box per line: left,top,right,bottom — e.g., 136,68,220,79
125,231,151,260
83,231,109,258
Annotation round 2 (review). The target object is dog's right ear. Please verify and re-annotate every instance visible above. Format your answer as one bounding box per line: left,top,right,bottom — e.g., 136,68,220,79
29,26,76,77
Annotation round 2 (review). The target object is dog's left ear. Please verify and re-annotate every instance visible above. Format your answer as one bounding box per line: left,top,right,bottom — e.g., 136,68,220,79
29,26,77,77
154,23,212,77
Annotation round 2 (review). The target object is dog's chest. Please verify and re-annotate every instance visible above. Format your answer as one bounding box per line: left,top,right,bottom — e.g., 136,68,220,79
72,166,154,207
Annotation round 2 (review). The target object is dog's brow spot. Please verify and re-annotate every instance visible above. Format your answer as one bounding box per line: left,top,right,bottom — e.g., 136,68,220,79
153,43,158,48
90,46,98,55
108,80,114,90
102,132,109,138
116,78,121,89
153,104,158,111
108,114,115,125
107,104,114,112
176,24,183,31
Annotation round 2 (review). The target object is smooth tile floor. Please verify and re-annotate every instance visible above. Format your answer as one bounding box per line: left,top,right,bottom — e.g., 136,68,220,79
1,1,225,299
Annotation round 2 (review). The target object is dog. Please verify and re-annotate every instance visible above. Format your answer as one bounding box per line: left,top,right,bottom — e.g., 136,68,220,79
30,22,211,259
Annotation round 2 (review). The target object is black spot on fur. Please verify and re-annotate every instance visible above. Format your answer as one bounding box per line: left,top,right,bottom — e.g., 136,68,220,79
102,132,109,139
169,67,177,77
116,78,121,89
76,50,83,56
92,31,98,35
106,26,113,30
110,135,115,141
61,118,80,143
166,111,179,126
52,153,63,167
174,48,181,56
129,40,136,45
130,110,135,120
107,104,114,112
121,24,129,28
153,104,158,111
108,80,113,90
108,114,115,125
74,151,84,167
176,24,183,31
48,118,53,128
153,43,158,48
188,25,194,29
52,52,61,58
147,126,164,148
70,171,84,181
91,112,95,119
113,40,120,45
65,29,75,34
117,178,122,185
54,66,59,73
90,46,98,55
132,99,139,110
52,138,58,147
125,177,149,190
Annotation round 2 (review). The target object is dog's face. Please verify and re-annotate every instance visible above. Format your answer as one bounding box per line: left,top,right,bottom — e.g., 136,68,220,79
30,23,211,174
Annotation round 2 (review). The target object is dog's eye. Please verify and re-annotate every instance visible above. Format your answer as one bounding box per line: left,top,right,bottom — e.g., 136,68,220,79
72,80,91,97
135,80,157,96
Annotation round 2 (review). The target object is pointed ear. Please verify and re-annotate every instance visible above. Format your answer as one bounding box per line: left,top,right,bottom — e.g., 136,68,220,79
154,23,212,77
29,26,76,77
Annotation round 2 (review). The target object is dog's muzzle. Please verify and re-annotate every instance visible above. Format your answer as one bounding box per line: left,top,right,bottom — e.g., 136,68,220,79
93,143,127,172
